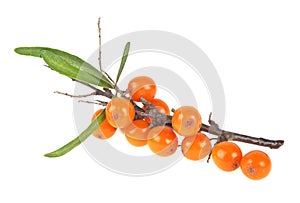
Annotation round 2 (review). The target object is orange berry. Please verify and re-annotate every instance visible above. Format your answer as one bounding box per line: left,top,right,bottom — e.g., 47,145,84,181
172,106,202,136
181,133,212,161
128,76,156,102
148,126,178,156
240,150,272,180
212,141,242,172
106,97,135,128
91,109,117,139
123,120,149,147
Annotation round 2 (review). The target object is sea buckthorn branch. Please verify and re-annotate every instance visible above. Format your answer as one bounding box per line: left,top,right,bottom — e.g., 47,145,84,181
65,78,284,150
131,97,284,149
14,20,284,179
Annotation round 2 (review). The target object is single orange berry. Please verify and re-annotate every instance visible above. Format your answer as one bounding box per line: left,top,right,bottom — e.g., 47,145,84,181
240,150,272,180
212,141,242,172
123,120,149,147
128,76,157,102
106,97,135,128
148,126,178,156
172,106,202,136
181,133,212,161
91,109,117,139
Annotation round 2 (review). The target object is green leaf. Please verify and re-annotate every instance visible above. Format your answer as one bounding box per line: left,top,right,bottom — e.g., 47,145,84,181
14,47,114,88
115,42,130,84
44,109,106,157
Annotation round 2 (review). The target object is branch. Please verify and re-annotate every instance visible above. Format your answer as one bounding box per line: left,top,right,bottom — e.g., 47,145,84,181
136,100,284,149
200,124,284,149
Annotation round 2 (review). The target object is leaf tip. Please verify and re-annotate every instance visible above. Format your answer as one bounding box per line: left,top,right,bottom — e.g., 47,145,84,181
14,47,22,54
125,42,130,51
44,153,54,158
44,151,60,158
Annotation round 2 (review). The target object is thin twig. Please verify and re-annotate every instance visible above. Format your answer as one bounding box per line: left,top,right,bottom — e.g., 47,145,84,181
97,17,115,85
55,88,113,99
71,79,100,91
56,83,113,100
54,91,97,98
97,17,102,71
95,100,108,106
72,79,113,98
78,100,107,106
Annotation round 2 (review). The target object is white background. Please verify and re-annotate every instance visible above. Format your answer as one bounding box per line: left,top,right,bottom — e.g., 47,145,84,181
1,0,299,202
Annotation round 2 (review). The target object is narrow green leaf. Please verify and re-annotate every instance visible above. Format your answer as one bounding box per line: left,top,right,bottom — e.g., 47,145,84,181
44,109,106,157
115,42,130,84
15,47,101,77
41,50,108,87
14,47,114,88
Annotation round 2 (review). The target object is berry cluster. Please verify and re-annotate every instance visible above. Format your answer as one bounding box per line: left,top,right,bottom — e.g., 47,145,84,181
14,28,284,180
92,76,272,180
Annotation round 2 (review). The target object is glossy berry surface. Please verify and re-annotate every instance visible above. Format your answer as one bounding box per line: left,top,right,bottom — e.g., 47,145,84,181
147,126,178,156
105,97,135,128
181,133,212,161
212,141,242,171
128,76,156,102
240,150,272,180
172,106,202,136
123,120,149,147
91,109,116,139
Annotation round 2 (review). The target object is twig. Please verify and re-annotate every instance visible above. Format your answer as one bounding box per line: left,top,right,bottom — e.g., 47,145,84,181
78,100,108,106
97,17,115,85
202,113,284,149
200,123,284,149
73,79,113,98
54,87,113,99
97,17,102,71
72,79,101,92
54,91,97,98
